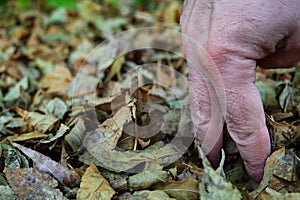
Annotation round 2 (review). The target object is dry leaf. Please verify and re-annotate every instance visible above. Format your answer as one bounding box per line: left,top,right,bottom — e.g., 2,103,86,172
128,169,174,190
279,83,294,112
23,111,60,133
258,187,300,200
266,114,300,147
0,185,19,200
80,141,181,173
83,106,132,150
77,163,115,200
133,190,175,200
40,65,73,93
104,56,124,83
40,123,69,143
152,178,199,200
250,147,285,199
7,131,48,142
160,1,181,24
4,168,65,200
198,147,241,200
11,142,80,188
4,77,29,102
0,143,29,169
64,117,86,153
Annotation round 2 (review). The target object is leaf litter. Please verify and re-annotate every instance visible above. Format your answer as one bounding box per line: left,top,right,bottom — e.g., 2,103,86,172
0,1,300,199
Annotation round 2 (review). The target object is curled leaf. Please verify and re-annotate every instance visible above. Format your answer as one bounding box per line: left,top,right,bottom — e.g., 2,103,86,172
266,114,300,147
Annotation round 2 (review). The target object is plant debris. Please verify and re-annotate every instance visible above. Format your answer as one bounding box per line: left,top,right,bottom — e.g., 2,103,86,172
0,1,300,199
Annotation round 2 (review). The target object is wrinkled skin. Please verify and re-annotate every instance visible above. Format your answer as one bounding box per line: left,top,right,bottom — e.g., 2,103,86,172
181,0,300,185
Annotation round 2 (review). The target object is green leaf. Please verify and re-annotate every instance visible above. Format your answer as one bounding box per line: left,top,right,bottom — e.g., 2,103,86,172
80,141,181,173
35,59,55,75
64,117,86,153
40,123,69,144
133,190,175,200
44,8,68,25
17,0,30,9
1,143,29,169
128,169,174,190
45,0,76,9
256,80,277,106
152,178,199,200
0,185,19,200
198,147,242,200
44,98,68,119
4,77,29,102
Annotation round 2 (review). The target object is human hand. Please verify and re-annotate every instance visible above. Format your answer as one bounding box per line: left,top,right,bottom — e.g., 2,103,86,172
181,0,300,184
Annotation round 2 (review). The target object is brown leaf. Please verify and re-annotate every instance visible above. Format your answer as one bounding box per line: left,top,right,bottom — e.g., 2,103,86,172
84,106,132,150
159,1,181,24
258,188,300,200
7,131,48,142
4,168,65,200
40,65,73,93
266,114,300,147
77,163,115,200
250,148,285,199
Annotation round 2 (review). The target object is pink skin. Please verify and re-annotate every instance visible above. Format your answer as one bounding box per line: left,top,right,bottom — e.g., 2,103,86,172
181,0,300,184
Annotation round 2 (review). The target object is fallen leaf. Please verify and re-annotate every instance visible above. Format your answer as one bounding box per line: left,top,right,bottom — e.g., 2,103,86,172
35,58,55,75
104,56,124,83
128,169,174,190
11,142,80,188
272,152,298,182
83,106,132,150
198,147,241,200
0,143,29,169
152,178,199,200
44,97,68,119
4,76,29,102
0,185,19,200
44,8,68,26
266,114,300,147
256,80,278,106
80,141,182,173
4,168,65,200
279,83,294,113
258,187,300,200
8,131,48,142
64,117,86,153
40,123,69,144
133,190,175,200
23,111,60,133
159,1,181,24
40,65,73,93
250,147,285,199
77,163,115,200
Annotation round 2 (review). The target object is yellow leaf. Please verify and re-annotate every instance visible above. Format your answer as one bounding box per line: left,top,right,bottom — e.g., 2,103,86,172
8,131,48,142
